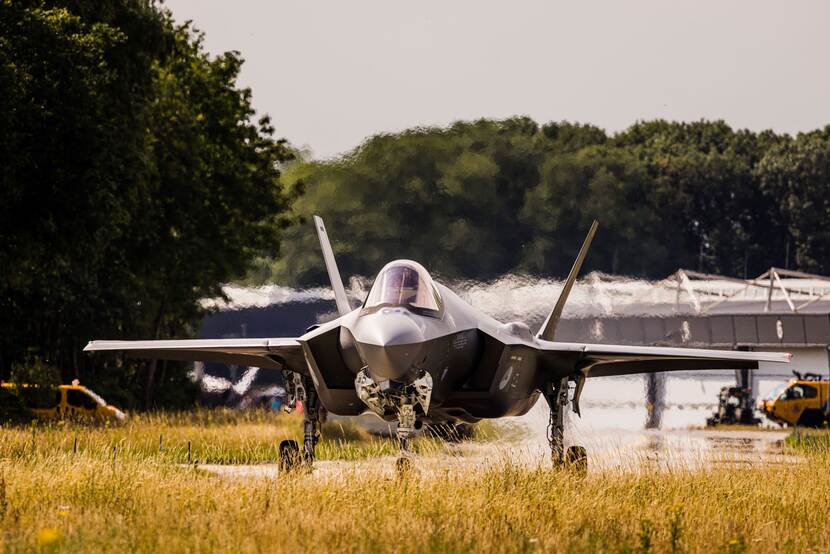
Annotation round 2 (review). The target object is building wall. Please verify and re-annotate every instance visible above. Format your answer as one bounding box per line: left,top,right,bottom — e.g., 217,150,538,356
758,346,829,376
555,314,830,349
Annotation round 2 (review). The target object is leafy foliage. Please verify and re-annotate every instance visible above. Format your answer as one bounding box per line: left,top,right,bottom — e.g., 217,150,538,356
258,118,826,287
757,131,830,272
10,353,62,406
0,1,294,407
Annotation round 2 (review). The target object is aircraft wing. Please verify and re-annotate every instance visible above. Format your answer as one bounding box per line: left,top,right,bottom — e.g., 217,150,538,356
537,341,790,378
83,338,307,373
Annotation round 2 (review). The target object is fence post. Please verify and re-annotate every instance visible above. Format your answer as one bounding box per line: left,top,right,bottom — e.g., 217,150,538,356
187,441,192,464
73,435,78,454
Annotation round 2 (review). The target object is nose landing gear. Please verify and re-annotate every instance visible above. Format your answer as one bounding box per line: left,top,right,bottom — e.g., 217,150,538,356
354,368,433,479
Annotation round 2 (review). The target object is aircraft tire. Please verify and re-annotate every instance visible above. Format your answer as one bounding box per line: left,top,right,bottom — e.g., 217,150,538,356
278,439,302,473
565,445,588,476
395,456,412,479
797,410,825,429
425,423,475,442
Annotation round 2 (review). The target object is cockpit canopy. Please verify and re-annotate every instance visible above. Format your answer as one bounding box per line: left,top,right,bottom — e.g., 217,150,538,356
364,260,442,313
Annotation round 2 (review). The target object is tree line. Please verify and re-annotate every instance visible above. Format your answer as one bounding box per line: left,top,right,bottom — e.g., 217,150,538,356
259,118,830,288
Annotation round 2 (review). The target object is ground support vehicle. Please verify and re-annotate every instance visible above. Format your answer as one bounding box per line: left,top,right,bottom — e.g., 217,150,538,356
760,372,829,427
1,381,126,422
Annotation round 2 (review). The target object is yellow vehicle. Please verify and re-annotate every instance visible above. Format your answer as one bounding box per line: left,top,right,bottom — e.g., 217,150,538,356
1,381,126,422
760,372,829,427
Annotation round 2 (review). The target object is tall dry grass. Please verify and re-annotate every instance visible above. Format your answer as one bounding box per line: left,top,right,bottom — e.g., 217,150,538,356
0,412,826,553
0,409,408,465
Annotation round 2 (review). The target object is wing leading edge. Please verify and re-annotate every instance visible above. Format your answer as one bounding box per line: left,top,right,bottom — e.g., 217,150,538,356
537,341,790,378
83,338,307,373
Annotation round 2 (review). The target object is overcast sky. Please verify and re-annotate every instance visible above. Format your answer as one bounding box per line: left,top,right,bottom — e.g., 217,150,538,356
163,0,830,159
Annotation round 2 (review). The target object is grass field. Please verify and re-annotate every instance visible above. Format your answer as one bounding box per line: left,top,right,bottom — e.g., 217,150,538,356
1,411,828,553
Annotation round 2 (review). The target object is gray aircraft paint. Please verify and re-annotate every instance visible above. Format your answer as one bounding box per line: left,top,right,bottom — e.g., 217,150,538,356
85,219,791,426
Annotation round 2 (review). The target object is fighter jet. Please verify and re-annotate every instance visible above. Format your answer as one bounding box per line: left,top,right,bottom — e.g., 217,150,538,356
85,217,790,472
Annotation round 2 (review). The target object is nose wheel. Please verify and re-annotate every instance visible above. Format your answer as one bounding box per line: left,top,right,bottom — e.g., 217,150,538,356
395,455,412,478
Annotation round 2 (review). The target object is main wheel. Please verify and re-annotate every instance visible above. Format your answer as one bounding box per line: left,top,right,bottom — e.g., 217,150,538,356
565,445,588,476
425,423,475,442
395,456,412,480
797,410,825,428
278,439,302,473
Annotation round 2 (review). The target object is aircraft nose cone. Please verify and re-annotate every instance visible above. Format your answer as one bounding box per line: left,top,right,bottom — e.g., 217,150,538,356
355,311,425,381
361,310,424,347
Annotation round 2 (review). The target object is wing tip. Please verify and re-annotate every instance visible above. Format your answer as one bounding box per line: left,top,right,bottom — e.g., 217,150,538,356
83,340,121,352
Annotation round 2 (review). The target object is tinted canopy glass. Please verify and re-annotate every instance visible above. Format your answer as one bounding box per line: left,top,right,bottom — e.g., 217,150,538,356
365,261,441,312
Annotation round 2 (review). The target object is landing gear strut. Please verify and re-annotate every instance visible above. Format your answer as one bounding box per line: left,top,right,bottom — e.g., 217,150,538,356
303,377,322,462
395,402,417,477
544,378,569,464
543,377,587,474
280,372,320,473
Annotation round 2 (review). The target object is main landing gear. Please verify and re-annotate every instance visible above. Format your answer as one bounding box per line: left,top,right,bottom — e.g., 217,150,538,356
543,377,587,475
279,372,321,473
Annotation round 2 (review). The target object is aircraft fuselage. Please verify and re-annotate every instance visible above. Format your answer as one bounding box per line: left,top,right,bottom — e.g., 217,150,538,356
299,278,543,424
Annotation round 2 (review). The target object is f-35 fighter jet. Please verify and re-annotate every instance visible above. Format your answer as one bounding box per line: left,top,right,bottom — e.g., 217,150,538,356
85,217,790,471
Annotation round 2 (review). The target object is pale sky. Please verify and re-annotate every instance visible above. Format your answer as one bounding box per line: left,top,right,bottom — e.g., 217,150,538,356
163,0,830,159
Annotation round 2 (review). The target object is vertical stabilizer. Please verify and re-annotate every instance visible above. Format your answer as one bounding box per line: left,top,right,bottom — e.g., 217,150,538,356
313,215,352,316
537,220,599,341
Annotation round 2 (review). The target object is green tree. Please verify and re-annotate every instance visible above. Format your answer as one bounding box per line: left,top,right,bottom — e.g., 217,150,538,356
519,146,666,276
261,119,611,286
757,132,830,273
10,353,61,412
616,120,785,276
0,1,294,408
